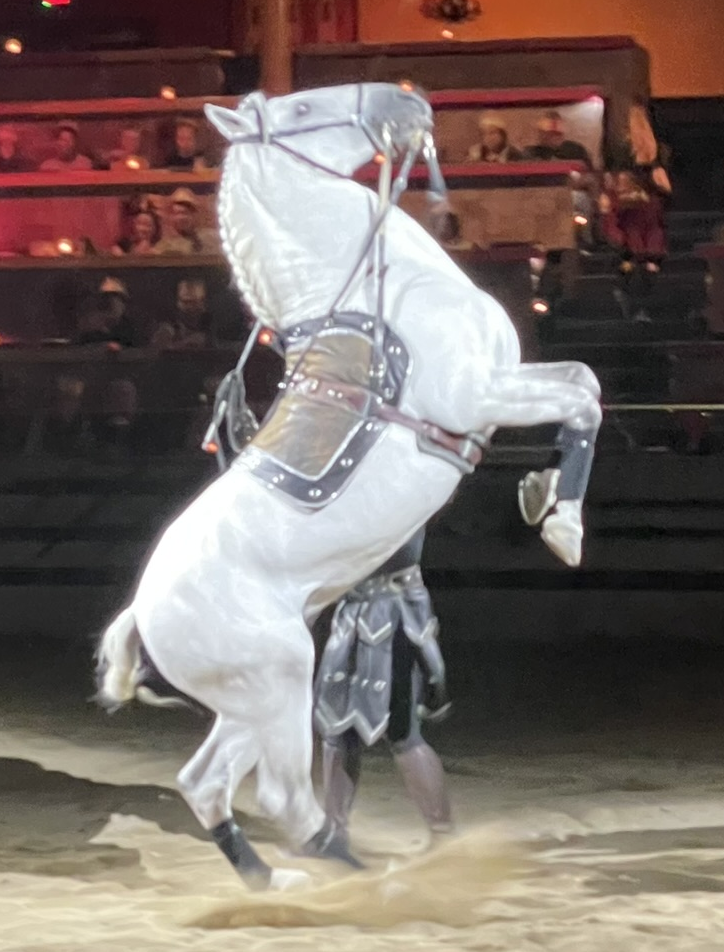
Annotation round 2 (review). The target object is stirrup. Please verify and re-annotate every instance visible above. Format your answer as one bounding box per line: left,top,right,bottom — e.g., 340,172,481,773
518,468,560,527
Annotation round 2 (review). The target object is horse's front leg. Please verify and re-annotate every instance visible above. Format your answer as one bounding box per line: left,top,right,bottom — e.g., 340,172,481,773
481,360,602,566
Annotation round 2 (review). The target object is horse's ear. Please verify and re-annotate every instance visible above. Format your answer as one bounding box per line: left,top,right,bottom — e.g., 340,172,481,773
204,104,251,141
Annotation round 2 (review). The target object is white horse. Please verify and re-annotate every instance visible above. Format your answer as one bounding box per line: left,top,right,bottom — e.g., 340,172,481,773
96,83,601,891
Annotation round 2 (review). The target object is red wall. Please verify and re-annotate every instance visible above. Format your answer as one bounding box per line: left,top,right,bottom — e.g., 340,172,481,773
357,0,724,99
1,0,234,51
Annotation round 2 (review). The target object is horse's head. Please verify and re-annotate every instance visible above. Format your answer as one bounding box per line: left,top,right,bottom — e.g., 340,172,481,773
205,83,434,178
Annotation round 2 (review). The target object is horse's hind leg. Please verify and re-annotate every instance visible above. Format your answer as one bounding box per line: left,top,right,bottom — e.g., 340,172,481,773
482,362,602,566
255,621,364,870
177,715,308,890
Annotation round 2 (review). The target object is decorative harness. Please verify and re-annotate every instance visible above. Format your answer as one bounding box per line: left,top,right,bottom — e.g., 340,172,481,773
203,85,484,495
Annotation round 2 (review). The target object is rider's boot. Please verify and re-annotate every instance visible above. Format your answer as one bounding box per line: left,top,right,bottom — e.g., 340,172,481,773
322,735,361,848
300,817,365,869
392,740,453,839
299,735,365,869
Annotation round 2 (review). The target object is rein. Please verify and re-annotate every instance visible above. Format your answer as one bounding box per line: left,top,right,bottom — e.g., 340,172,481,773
205,85,477,476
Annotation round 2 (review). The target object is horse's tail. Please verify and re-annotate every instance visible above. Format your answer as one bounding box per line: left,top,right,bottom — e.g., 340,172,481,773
94,605,192,713
94,606,144,712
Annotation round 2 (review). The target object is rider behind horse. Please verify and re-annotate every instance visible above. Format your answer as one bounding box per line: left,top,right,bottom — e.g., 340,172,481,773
314,527,453,846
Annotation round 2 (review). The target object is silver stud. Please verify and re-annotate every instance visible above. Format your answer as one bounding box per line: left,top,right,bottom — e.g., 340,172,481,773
365,422,374,431
350,675,358,683
327,388,336,397
308,488,322,498
361,679,369,688
383,388,394,400
340,457,353,468
373,680,386,692
362,321,373,331
332,671,345,682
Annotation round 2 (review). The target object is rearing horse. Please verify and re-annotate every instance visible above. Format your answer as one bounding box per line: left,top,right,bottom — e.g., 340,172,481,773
96,83,601,891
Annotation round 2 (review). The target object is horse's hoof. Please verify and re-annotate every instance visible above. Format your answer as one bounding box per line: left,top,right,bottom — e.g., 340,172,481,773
518,468,560,527
269,867,313,891
239,866,274,892
541,500,583,567
301,821,365,870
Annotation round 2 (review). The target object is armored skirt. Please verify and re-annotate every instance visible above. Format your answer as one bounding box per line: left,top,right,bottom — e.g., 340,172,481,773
313,529,448,746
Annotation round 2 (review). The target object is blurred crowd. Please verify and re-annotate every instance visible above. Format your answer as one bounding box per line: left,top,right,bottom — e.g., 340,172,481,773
0,115,214,175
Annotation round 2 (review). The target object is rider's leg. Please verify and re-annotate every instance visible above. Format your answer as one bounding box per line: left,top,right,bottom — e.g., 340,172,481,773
322,729,363,846
388,633,452,836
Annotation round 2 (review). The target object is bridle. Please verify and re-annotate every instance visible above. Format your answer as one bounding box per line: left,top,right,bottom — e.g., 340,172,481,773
203,85,473,473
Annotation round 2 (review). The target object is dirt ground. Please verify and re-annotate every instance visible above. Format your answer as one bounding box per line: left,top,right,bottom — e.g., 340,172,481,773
2,635,724,952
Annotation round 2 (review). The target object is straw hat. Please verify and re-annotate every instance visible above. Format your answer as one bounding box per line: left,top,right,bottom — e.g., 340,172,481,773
537,111,565,134
169,187,199,209
55,119,80,136
478,112,507,133
99,276,129,298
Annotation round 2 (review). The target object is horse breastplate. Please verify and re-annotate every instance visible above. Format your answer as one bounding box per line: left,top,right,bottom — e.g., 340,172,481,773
238,311,410,509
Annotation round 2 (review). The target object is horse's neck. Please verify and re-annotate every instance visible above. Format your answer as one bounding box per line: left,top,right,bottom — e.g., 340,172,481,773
221,148,382,330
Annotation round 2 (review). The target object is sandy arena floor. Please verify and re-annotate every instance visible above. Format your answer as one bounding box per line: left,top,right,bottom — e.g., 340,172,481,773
2,637,724,952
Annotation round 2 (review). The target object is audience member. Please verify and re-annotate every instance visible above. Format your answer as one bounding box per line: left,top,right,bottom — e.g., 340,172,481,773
107,125,151,171
467,113,522,164
523,111,592,168
599,101,672,274
163,118,208,172
0,124,35,173
39,121,94,172
74,277,137,347
153,188,221,255
111,207,163,256
150,278,214,349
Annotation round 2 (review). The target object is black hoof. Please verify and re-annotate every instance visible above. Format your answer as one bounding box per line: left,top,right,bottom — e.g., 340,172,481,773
301,820,365,870
212,819,272,889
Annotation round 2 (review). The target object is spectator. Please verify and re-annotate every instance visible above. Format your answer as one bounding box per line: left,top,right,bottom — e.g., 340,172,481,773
150,278,214,349
523,111,592,167
107,125,150,171
111,207,162,256
0,124,35,173
467,113,522,164
39,121,94,172
50,277,141,450
599,101,672,274
74,277,137,347
153,188,221,255
163,118,208,172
